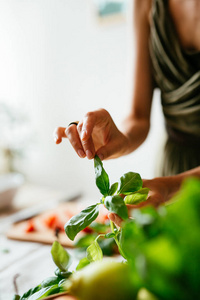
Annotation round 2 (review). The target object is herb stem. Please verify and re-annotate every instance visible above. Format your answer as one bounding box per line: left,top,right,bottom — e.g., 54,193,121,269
110,221,126,259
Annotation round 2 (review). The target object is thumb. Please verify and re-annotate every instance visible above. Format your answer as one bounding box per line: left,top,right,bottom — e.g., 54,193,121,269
96,140,122,160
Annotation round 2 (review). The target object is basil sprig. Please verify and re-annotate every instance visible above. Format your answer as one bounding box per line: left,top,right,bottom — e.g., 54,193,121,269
64,155,149,243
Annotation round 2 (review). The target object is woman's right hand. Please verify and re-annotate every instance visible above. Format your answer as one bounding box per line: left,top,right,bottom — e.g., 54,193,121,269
53,108,130,160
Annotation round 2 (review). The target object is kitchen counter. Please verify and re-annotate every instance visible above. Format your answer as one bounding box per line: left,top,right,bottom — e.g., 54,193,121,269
0,184,83,300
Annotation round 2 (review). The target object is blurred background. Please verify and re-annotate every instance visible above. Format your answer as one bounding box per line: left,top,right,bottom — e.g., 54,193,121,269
0,0,164,202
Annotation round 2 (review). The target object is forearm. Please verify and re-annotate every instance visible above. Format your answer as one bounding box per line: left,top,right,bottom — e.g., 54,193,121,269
120,114,150,155
166,166,200,199
146,166,200,203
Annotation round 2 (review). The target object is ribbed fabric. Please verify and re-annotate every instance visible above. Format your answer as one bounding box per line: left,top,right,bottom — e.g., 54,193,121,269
149,0,200,176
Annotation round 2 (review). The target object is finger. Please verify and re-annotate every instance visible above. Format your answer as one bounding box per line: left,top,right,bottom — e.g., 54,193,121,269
65,125,86,158
53,127,67,144
80,109,111,142
96,138,123,160
77,120,95,160
108,213,123,227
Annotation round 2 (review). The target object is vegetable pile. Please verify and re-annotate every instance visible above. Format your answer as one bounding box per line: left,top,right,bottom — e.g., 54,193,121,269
13,156,200,300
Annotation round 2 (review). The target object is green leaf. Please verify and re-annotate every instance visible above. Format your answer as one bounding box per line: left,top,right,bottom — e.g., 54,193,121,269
54,267,72,279
104,195,128,220
20,286,41,299
13,296,20,300
40,276,60,288
76,257,90,270
124,188,150,204
65,204,99,241
105,232,115,239
108,182,118,196
86,239,103,262
27,285,60,300
118,172,143,195
51,241,71,271
94,155,110,196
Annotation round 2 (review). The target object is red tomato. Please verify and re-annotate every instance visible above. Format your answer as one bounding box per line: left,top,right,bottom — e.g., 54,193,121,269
82,227,93,234
25,219,36,233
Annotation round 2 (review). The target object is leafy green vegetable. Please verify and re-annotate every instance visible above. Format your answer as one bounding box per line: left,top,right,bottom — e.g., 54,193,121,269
104,195,128,220
51,241,71,271
86,239,103,262
108,182,118,196
104,232,115,239
118,172,143,195
120,178,200,300
54,267,72,279
16,156,150,300
76,257,90,271
40,276,60,288
65,204,99,240
124,188,150,204
94,155,110,196
27,285,60,300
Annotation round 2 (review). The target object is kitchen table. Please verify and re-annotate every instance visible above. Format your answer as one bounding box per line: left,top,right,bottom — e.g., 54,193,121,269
0,184,85,300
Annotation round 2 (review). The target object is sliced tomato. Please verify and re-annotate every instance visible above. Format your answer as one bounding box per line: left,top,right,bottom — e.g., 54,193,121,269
43,214,58,228
25,219,36,233
82,226,94,234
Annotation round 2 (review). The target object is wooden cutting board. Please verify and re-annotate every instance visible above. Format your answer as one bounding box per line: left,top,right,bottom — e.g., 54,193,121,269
6,202,108,247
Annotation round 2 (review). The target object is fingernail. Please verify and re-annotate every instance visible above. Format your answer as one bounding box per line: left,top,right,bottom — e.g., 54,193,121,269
98,153,104,160
78,149,85,158
86,150,93,159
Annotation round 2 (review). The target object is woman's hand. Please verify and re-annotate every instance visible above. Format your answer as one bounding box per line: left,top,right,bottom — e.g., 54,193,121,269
53,108,130,160
108,177,170,227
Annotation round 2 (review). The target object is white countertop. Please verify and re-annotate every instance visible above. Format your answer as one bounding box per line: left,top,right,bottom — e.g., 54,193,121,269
0,184,82,300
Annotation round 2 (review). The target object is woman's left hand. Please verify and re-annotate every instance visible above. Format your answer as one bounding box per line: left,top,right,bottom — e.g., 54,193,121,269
108,177,169,227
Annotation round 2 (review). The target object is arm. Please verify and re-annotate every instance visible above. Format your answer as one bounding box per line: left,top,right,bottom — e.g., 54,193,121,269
120,0,154,153
109,166,200,226
54,0,154,160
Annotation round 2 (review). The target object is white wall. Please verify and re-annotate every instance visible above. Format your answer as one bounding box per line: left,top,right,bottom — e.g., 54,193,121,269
0,0,165,199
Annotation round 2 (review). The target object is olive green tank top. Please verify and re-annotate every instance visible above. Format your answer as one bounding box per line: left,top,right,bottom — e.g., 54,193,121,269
149,0,200,176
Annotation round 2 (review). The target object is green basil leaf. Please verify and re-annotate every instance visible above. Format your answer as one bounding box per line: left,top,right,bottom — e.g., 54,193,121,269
94,155,110,196
27,285,60,300
40,276,60,288
118,172,143,195
86,239,103,262
65,204,99,241
76,257,90,271
124,188,150,204
54,267,72,279
51,241,71,271
105,232,115,239
108,182,118,196
104,195,128,220
20,286,41,299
